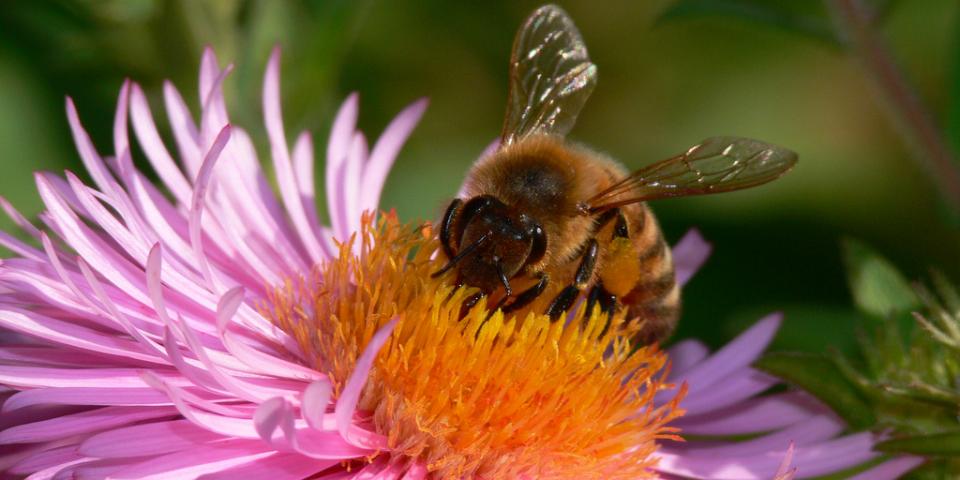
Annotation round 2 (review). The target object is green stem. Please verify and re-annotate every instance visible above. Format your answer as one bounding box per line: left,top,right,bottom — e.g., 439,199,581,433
828,0,960,213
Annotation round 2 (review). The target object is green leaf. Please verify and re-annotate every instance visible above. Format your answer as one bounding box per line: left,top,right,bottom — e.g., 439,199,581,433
841,237,920,319
876,430,960,455
756,352,876,429
658,0,839,45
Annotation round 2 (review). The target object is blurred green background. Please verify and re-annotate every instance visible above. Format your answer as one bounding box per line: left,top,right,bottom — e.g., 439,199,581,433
1,0,958,353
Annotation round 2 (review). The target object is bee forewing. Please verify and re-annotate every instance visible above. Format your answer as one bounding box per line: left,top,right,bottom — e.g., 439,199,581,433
583,137,798,212
501,5,598,146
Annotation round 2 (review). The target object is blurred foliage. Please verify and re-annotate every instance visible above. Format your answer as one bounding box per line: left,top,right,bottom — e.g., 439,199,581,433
761,240,960,477
1,0,960,358
659,0,841,45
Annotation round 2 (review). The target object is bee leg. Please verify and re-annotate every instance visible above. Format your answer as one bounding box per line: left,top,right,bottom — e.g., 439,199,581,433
460,291,485,320
586,282,617,315
438,198,464,260
587,282,618,337
500,272,549,313
546,239,600,320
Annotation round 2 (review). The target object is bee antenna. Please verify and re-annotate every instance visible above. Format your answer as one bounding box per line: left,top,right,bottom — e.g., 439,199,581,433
431,234,490,278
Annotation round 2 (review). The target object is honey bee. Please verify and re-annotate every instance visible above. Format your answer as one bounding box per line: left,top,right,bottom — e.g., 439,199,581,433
434,4,797,343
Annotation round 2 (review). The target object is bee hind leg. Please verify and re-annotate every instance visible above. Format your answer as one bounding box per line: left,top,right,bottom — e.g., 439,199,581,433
546,239,599,320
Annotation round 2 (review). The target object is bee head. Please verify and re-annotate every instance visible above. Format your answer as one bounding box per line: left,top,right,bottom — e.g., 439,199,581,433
456,195,546,294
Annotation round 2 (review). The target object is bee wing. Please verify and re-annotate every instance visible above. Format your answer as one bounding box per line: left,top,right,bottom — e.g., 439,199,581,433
501,5,597,146
581,137,798,214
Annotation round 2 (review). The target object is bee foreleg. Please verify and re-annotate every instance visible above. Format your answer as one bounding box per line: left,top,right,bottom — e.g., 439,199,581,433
439,198,464,260
501,272,549,313
460,291,486,320
546,239,599,320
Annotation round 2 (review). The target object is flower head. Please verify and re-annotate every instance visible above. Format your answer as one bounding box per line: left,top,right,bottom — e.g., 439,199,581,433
0,48,913,479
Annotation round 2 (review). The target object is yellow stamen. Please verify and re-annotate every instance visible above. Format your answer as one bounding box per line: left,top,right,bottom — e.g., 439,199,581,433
265,212,684,479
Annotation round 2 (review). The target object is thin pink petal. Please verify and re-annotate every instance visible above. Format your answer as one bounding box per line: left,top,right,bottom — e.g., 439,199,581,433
847,456,925,480
106,439,273,480
80,419,227,458
162,80,202,177
673,228,711,286
9,445,85,476
361,98,428,213
302,380,332,430
0,406,176,445
674,392,823,436
128,83,193,205
666,339,709,380
335,318,396,449
680,313,781,395
65,97,118,197
3,388,173,412
189,124,232,292
680,369,778,416
326,94,359,241
263,47,325,264
197,453,337,480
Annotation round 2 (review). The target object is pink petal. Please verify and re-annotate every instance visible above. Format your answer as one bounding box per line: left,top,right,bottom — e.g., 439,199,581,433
189,124,232,292
302,380,332,430
679,313,781,395
128,83,193,206
335,318,396,449
65,98,118,198
774,442,796,479
680,369,778,416
215,287,322,383
292,131,332,258
80,419,227,458
847,456,925,480
197,453,337,480
361,98,428,213
0,406,176,445
0,307,161,364
0,365,175,389
112,80,131,170
672,228,711,287
326,94,359,241
52,458,137,480
262,47,325,264
665,414,843,458
789,432,879,476
105,439,274,480
140,372,260,439
163,81,202,177
3,388,173,412
198,48,220,107
9,445,85,476
340,132,367,242
674,392,824,436
666,339,709,379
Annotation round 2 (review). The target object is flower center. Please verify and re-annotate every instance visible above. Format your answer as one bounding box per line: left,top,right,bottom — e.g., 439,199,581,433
264,213,683,479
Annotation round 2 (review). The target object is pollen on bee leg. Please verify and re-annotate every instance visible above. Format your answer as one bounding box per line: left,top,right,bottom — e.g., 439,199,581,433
600,236,642,297
263,212,684,479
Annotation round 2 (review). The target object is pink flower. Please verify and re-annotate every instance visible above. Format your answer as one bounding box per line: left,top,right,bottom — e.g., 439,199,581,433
0,48,922,479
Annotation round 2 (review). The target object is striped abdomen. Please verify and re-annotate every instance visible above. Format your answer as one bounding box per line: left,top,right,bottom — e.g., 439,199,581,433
598,203,680,344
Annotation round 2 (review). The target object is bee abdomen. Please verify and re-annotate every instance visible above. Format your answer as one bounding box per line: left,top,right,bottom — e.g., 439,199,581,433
621,206,681,343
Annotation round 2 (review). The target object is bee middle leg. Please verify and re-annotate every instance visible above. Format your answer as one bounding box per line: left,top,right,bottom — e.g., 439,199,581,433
546,239,599,320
